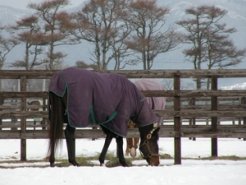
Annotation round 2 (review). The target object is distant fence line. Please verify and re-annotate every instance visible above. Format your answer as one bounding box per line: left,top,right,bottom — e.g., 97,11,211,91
0,69,246,164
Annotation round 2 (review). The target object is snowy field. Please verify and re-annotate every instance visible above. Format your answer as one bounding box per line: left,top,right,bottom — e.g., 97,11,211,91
0,137,246,185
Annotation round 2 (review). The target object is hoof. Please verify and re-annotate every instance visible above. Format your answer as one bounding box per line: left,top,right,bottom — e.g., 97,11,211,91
120,161,128,167
122,163,128,167
50,162,55,167
69,160,80,166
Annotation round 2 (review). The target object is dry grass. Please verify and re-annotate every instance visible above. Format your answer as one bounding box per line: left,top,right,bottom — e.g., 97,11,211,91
1,153,246,168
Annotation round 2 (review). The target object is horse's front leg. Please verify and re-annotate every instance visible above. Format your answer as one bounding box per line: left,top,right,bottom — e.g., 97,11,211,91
65,124,79,166
99,134,113,166
116,136,128,167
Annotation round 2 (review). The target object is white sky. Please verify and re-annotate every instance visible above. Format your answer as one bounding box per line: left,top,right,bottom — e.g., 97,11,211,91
0,0,85,10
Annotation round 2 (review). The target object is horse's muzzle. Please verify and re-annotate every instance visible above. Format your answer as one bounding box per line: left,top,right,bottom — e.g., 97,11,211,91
148,155,160,166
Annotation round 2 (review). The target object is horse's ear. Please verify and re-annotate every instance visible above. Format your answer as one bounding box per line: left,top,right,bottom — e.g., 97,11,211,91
153,123,160,135
154,126,160,133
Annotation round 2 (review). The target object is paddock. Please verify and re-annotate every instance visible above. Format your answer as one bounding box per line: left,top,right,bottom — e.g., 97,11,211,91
0,69,246,164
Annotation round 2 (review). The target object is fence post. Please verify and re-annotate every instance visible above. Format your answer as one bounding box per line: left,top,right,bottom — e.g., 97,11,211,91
0,96,2,131
20,76,27,161
174,73,181,164
0,79,3,131
211,76,218,157
241,97,246,140
188,98,196,140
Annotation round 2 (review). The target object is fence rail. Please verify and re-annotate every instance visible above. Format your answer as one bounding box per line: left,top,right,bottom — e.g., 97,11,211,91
0,69,246,164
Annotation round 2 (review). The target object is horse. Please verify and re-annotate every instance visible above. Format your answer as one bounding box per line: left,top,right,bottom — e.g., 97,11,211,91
125,79,166,158
48,67,161,167
125,120,140,158
101,79,166,161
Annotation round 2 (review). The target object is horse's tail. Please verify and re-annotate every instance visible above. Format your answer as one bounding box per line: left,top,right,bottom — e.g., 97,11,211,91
48,92,64,164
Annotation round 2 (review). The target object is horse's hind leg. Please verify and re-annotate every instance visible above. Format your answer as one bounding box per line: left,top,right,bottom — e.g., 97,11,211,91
49,148,55,167
99,134,113,166
116,136,128,167
65,124,79,166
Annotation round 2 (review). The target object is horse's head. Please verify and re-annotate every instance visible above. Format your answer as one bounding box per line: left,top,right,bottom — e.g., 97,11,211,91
139,123,160,166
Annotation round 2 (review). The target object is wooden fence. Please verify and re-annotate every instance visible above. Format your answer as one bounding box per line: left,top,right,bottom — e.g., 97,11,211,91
0,69,246,164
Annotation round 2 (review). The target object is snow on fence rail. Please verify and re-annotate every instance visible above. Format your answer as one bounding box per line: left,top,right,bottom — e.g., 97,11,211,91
0,69,246,164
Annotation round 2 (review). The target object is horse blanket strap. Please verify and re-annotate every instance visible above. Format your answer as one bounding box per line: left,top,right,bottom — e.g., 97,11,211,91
49,67,158,137
89,105,117,125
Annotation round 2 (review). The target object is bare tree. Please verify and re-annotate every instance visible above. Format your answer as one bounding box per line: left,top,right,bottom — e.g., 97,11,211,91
177,5,246,89
73,0,132,70
177,6,210,89
0,26,18,105
204,12,246,69
126,0,181,70
10,16,46,70
29,0,78,69
0,26,18,69
76,60,98,70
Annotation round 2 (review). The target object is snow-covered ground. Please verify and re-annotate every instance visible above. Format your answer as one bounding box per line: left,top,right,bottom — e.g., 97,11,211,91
0,137,246,185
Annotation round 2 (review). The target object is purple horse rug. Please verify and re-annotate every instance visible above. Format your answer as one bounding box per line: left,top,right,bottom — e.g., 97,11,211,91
49,67,158,137
134,79,166,123
134,79,166,110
